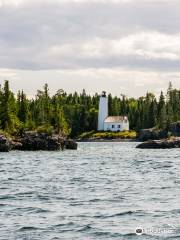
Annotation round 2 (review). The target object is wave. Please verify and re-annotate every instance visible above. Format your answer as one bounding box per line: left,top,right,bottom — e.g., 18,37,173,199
0,195,15,200
76,224,92,232
18,226,43,232
94,210,142,219
93,231,136,238
53,222,75,228
14,206,50,214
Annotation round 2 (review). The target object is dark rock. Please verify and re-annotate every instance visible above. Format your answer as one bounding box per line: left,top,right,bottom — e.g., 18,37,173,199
64,139,78,150
0,135,11,152
138,128,167,141
0,131,77,151
139,122,180,142
20,132,62,151
136,138,180,149
11,141,23,150
16,132,77,151
169,122,180,137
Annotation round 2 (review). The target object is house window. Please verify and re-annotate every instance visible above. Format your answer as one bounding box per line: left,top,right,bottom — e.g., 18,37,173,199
117,125,121,129
112,125,115,128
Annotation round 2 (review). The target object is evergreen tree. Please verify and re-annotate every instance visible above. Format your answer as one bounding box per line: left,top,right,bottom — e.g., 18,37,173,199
148,99,157,128
0,80,11,130
0,80,179,136
158,91,167,129
108,94,113,116
17,91,28,123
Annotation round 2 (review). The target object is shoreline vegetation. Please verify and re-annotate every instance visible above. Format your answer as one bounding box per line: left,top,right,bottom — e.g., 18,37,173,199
77,130,137,142
0,80,179,150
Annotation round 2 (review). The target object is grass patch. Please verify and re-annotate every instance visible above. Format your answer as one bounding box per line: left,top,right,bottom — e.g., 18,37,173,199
79,130,137,139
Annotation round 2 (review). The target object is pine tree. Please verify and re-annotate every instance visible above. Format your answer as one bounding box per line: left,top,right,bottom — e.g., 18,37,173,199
158,91,167,129
0,80,11,130
148,99,157,128
108,94,113,115
17,91,28,123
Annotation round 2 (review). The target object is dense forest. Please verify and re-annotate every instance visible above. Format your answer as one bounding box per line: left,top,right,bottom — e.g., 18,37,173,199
0,80,179,137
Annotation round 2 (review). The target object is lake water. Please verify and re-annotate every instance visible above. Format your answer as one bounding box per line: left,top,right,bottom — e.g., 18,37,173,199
0,142,180,240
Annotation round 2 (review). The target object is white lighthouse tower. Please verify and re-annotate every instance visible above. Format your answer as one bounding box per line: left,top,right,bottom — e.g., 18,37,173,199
98,91,108,131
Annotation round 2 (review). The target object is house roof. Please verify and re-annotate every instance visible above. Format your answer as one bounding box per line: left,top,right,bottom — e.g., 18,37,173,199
104,116,128,123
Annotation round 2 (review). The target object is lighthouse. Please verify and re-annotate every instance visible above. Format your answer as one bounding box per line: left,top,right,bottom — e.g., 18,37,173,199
97,91,129,132
98,91,108,131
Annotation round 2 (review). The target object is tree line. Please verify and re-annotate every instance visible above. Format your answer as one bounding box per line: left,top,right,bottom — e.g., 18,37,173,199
0,81,179,137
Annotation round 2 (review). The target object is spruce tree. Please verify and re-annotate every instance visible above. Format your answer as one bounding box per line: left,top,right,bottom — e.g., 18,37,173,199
158,91,167,129
0,80,11,130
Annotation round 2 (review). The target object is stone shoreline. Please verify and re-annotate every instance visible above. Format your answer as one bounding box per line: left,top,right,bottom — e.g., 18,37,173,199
0,132,77,152
136,137,180,149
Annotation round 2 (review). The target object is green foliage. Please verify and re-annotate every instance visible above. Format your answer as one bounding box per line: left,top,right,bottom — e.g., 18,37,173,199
0,80,179,137
17,90,28,123
0,80,22,135
93,131,137,139
79,131,137,139
79,130,96,139
25,119,36,131
37,124,54,135
0,129,11,138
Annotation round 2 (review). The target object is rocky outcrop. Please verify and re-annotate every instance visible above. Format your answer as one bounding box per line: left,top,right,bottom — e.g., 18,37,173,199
169,122,180,137
0,135,10,152
64,139,78,150
136,138,180,149
138,128,167,141
0,132,77,152
138,122,180,141
11,140,22,150
18,132,62,151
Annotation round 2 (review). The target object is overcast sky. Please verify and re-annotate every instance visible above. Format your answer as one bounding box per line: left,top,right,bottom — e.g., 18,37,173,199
0,0,180,97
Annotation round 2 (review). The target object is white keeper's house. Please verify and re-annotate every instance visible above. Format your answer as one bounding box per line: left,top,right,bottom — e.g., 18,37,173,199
98,91,129,132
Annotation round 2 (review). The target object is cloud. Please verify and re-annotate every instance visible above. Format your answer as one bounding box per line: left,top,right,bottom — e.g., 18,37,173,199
0,69,19,79
0,0,136,6
49,32,180,60
0,0,180,95
1,31,180,70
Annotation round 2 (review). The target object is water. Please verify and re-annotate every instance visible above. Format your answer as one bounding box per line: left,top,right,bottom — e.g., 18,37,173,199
0,142,180,240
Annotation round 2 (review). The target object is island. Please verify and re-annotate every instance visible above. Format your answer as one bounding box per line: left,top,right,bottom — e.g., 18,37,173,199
0,81,179,150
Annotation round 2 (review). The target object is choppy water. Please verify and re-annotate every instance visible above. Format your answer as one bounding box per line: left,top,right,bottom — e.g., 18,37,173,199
0,142,180,240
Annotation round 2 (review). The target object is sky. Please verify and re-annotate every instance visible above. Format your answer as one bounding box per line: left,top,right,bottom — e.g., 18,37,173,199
0,0,180,97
